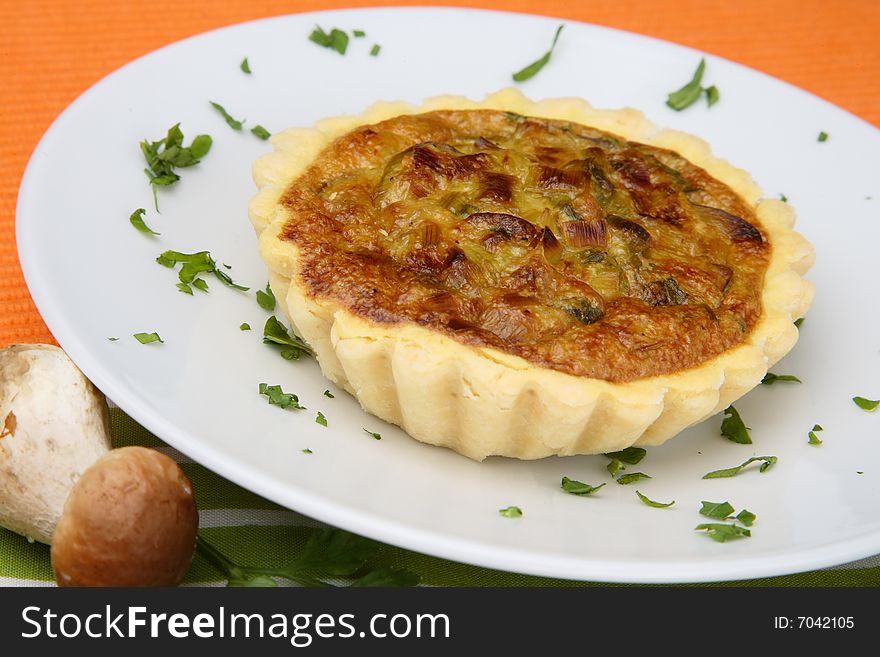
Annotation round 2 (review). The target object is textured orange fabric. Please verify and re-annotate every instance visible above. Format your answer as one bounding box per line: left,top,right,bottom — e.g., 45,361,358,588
2,0,878,346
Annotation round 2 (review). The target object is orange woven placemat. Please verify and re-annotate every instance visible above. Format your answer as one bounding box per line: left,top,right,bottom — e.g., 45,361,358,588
2,0,879,346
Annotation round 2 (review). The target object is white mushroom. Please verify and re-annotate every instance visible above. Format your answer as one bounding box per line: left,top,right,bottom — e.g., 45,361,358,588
0,344,112,544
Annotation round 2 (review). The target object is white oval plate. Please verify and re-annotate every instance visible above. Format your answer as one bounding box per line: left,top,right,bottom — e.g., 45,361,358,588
17,7,880,583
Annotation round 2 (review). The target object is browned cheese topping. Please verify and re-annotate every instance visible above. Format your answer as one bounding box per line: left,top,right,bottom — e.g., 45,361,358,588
280,110,770,382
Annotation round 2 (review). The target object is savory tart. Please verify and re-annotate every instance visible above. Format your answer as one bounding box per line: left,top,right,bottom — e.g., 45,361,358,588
250,89,814,460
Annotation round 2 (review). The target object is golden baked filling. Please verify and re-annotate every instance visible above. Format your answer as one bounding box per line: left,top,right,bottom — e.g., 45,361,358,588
279,110,769,383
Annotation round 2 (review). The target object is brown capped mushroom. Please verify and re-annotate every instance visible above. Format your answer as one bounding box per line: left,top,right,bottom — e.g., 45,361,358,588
0,344,112,544
51,446,198,587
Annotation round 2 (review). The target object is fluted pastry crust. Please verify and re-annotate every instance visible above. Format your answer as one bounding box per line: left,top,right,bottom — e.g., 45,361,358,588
250,89,814,460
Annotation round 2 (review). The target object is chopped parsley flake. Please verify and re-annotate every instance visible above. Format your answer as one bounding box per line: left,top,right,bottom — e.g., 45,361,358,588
207,267,250,292
720,405,752,444
818,131,829,142
606,458,624,476
258,383,305,410
256,282,276,311
853,396,879,412
616,472,651,485
107,337,119,341
705,85,720,107
699,500,735,520
370,44,380,57
353,29,366,37
251,125,271,140
666,59,717,111
323,389,335,398
794,317,804,328
695,523,751,543
129,208,159,235
240,57,251,74
302,448,313,454
133,332,163,344
315,411,328,427
761,372,801,385
309,25,349,55
263,316,313,359
140,123,212,210
561,476,605,496
703,455,777,479
780,193,789,203
605,447,646,475
157,250,248,293
808,423,824,446
498,506,523,518
363,428,382,440
605,447,646,465
240,323,251,331
699,501,755,526
636,491,674,508
512,24,564,82
209,101,244,130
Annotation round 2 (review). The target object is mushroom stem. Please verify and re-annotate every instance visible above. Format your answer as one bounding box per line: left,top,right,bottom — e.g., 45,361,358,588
0,344,112,544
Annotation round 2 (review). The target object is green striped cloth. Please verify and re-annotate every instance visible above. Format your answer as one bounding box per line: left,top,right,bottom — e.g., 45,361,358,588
2,409,879,587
